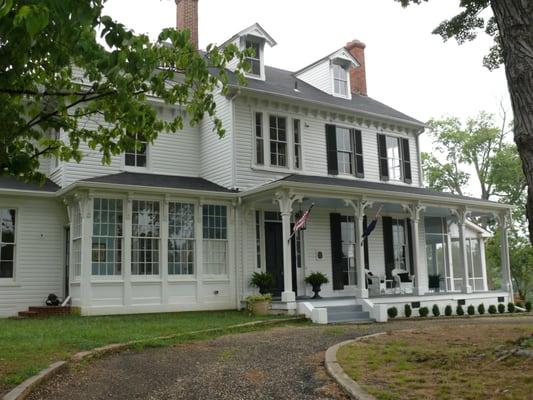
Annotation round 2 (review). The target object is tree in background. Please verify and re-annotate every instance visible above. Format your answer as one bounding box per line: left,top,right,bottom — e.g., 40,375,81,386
0,0,250,182
395,0,533,244
422,112,532,301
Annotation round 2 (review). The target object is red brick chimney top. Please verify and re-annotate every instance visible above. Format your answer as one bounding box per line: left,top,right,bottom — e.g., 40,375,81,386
345,39,366,51
176,0,199,49
345,38,367,96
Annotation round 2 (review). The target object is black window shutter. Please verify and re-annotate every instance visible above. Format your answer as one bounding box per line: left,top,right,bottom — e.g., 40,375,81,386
329,213,344,290
325,124,338,175
363,215,369,269
406,218,415,275
352,129,364,178
377,134,389,181
382,216,394,279
402,138,412,184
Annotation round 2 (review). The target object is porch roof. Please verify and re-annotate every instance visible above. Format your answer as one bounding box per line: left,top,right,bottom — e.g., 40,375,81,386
243,174,512,211
0,176,60,196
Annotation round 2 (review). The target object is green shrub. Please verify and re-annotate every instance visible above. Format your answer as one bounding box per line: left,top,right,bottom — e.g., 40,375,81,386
244,293,272,312
304,272,329,286
467,305,476,315
432,304,440,317
387,307,398,319
516,301,524,309
526,301,532,312
404,304,412,318
444,305,453,316
456,305,465,316
508,302,515,313
250,272,274,294
498,303,506,314
488,305,497,314
419,307,429,317
477,304,485,315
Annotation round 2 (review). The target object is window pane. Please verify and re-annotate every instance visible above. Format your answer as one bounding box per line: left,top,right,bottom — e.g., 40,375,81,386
1,209,15,243
92,198,123,276
0,261,13,278
168,239,195,275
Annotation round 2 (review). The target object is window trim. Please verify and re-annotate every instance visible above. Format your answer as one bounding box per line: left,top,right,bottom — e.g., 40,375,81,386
243,37,264,80
202,204,229,277
326,124,364,178
0,207,18,283
123,133,150,171
91,198,124,277
331,63,350,99
168,201,196,276
131,199,161,276
378,132,413,184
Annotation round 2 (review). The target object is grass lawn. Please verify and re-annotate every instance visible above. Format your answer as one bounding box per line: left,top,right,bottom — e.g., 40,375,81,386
337,322,533,400
0,310,293,394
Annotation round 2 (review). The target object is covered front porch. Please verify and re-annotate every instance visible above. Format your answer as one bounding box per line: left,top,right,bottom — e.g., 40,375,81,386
241,175,513,320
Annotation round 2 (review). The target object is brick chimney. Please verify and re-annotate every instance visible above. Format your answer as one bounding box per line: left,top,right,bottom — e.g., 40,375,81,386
345,39,367,96
176,0,199,49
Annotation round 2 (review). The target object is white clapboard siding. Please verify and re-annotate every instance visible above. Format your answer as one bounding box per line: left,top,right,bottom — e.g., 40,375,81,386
0,196,67,317
296,59,332,95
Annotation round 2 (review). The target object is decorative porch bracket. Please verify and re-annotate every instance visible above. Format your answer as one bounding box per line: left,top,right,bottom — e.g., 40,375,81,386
492,210,514,298
451,207,473,294
402,202,426,296
273,190,304,303
344,198,373,299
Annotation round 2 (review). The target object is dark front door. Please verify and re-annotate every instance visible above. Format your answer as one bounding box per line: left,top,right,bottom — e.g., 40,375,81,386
265,221,284,297
64,227,70,298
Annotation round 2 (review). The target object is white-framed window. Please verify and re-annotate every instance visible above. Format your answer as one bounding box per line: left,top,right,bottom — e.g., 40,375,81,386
452,237,484,291
245,40,261,76
269,115,287,167
293,119,302,169
125,133,148,168
0,209,16,279
386,136,402,181
392,218,409,271
131,200,160,275
336,127,353,174
202,205,228,275
168,202,195,275
255,112,264,165
71,203,82,278
92,198,123,276
333,64,348,97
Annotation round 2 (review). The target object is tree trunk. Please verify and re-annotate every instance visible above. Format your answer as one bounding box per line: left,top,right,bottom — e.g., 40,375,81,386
490,0,533,243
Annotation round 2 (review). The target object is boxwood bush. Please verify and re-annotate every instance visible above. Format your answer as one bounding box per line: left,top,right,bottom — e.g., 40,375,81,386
456,305,465,316
526,301,532,312
508,302,515,313
404,304,412,318
387,306,398,319
432,304,440,317
498,303,506,314
444,305,453,316
419,307,429,317
477,303,485,315
467,305,476,315
488,305,497,314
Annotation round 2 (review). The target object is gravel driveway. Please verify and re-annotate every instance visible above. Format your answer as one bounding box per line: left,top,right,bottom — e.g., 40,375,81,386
27,316,533,400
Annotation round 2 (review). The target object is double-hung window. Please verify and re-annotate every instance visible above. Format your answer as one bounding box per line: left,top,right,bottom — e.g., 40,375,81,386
336,127,353,174
377,134,412,183
202,205,228,275
333,64,348,97
125,133,148,168
293,119,302,169
255,112,264,165
92,198,123,276
0,209,16,279
391,218,409,271
131,200,160,275
168,202,195,275
386,136,402,181
245,40,261,76
269,116,287,167
325,124,364,177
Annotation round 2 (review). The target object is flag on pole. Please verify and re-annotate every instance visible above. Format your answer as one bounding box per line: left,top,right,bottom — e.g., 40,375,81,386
289,203,314,242
361,205,383,245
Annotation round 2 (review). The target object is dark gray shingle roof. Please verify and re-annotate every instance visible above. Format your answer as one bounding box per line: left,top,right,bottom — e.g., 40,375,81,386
82,172,236,193
281,174,501,204
226,66,424,127
0,176,60,192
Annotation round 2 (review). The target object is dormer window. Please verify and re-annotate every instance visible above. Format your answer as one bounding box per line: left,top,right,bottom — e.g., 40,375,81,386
246,40,261,76
333,64,349,97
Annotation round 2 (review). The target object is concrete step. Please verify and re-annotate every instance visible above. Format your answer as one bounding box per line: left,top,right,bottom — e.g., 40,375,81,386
18,311,38,318
328,311,371,322
324,305,363,313
328,317,375,324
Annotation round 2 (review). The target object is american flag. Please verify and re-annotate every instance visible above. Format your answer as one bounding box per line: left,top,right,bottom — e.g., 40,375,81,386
289,204,314,241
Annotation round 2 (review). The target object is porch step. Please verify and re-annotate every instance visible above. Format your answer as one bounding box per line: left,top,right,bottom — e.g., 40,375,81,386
325,305,372,324
17,306,72,319
18,311,39,318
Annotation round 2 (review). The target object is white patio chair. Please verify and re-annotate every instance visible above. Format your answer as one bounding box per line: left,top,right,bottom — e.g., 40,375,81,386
365,270,386,296
391,268,415,294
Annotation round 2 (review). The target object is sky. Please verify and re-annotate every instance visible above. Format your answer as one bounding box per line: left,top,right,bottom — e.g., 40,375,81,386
102,0,512,195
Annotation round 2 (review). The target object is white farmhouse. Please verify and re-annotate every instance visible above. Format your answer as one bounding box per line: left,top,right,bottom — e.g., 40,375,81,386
0,0,513,322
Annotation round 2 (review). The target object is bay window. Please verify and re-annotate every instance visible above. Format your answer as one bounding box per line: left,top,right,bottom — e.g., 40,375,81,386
131,200,160,275
168,202,195,275
202,205,228,275
92,198,123,276
0,209,16,278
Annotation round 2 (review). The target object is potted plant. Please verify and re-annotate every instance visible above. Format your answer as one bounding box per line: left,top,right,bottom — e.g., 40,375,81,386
250,271,274,295
245,293,272,316
428,274,441,292
304,272,329,299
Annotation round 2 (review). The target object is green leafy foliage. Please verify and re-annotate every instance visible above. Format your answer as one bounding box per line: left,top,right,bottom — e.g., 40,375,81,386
418,307,429,317
250,272,274,295
432,304,440,317
525,301,532,312
498,303,505,313
488,304,497,314
456,305,465,316
304,272,329,286
477,303,485,315
404,304,412,317
444,305,453,316
387,307,398,319
0,0,250,182
507,302,515,313
467,305,476,315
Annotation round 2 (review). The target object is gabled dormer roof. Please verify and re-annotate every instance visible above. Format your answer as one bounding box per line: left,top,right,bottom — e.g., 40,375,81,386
221,23,277,48
294,47,359,76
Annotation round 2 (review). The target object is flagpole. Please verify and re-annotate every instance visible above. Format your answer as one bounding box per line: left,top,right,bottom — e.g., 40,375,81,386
288,203,314,242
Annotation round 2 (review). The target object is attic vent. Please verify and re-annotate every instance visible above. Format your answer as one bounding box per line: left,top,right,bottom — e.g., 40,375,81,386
294,81,300,92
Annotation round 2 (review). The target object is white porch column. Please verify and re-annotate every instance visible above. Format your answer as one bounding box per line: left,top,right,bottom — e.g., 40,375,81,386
498,211,513,298
454,207,473,294
161,196,169,305
478,234,489,291
123,195,133,307
77,193,93,311
274,190,302,303
403,202,426,296
344,199,372,299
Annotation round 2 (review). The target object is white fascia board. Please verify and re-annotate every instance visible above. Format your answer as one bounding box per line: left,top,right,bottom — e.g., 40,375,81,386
0,188,56,197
